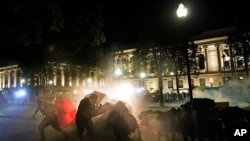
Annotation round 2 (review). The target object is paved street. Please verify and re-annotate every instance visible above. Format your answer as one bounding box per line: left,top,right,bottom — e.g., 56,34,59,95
0,102,78,141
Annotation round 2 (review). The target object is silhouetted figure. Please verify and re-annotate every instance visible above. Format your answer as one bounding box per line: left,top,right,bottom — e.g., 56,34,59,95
179,102,196,141
75,94,98,141
38,101,68,141
157,108,179,141
220,106,250,141
107,101,138,141
179,99,224,141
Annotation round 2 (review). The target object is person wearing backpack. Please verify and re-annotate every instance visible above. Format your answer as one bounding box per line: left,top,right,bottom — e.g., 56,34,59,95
75,94,99,141
38,99,68,141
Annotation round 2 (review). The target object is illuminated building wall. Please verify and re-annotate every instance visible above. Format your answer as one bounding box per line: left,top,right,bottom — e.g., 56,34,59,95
28,62,105,89
0,65,23,89
114,27,250,94
114,48,136,78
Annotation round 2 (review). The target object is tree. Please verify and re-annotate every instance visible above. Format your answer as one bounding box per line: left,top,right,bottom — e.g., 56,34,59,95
0,0,106,69
131,47,148,77
136,41,172,106
167,43,183,98
55,1,106,67
226,27,250,78
1,0,63,47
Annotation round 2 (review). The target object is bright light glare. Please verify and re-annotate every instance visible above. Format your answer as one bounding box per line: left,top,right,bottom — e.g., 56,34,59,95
140,72,146,78
136,87,144,94
49,80,53,85
176,3,188,18
112,82,134,104
15,90,26,98
73,90,78,94
115,68,122,76
87,78,92,83
225,56,230,61
83,89,93,95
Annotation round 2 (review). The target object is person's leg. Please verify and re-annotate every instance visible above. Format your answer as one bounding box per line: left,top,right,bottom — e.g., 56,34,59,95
33,105,42,119
76,119,84,141
33,107,39,118
51,118,68,140
86,119,95,141
38,117,50,141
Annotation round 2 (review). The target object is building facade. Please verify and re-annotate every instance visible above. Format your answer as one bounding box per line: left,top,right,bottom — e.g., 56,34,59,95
114,27,250,94
26,62,105,90
0,65,23,89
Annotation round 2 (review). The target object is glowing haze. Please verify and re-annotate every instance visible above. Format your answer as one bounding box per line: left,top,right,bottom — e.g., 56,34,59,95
193,79,250,108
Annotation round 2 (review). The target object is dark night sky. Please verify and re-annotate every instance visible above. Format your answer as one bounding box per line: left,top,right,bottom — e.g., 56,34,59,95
102,0,247,44
1,0,249,68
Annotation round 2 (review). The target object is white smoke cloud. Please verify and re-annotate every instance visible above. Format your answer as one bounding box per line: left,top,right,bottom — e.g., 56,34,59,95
193,78,250,108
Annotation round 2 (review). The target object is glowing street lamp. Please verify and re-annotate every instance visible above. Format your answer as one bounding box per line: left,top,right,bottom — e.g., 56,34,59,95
49,80,53,85
170,72,174,76
21,79,25,87
176,3,193,101
170,72,174,84
140,72,146,88
176,3,188,18
140,72,146,78
87,78,92,87
115,68,122,77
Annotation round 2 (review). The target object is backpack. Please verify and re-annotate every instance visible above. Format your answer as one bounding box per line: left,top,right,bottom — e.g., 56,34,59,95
125,114,138,133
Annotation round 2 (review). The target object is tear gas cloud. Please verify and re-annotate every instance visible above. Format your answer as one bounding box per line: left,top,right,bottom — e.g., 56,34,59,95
193,79,250,108
92,83,147,119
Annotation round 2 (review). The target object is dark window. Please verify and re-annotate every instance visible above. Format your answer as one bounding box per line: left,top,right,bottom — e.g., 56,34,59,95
224,61,230,67
168,80,173,88
237,59,243,67
178,80,183,88
199,78,206,88
199,54,205,69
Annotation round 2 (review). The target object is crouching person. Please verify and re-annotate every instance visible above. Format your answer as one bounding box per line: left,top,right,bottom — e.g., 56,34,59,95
38,101,68,141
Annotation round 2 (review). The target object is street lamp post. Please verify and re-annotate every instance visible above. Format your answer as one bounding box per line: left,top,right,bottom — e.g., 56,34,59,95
115,68,122,77
176,3,193,101
140,72,146,88
115,68,122,84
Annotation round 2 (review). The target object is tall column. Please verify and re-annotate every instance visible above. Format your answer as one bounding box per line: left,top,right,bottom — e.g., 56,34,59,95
94,71,98,87
3,72,5,88
82,78,86,87
76,72,79,87
13,69,17,87
8,70,11,88
60,66,65,86
0,73,2,89
53,68,57,86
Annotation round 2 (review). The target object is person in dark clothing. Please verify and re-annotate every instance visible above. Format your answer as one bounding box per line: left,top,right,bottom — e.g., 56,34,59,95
75,94,99,141
107,101,138,141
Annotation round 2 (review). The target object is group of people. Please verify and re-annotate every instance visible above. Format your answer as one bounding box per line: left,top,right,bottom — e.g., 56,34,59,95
32,92,137,141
